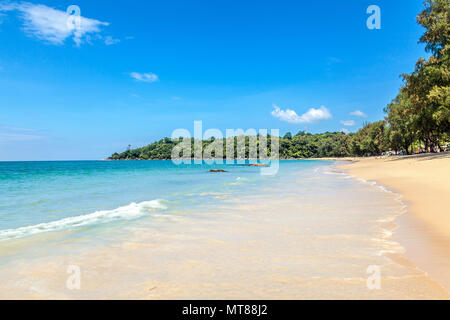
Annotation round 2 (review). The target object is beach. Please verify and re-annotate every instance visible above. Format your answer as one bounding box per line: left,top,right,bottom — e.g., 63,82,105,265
339,153,450,294
0,160,449,299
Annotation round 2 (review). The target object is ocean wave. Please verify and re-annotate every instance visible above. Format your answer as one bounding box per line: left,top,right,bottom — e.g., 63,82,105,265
322,169,347,176
353,177,406,207
0,200,167,241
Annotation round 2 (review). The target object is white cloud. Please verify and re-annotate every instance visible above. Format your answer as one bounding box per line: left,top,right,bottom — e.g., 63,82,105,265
271,105,332,124
0,133,44,142
0,125,35,132
104,35,120,45
0,2,16,11
328,57,342,64
130,72,159,83
0,2,109,46
350,110,367,118
340,120,356,126
341,128,350,134
0,125,45,143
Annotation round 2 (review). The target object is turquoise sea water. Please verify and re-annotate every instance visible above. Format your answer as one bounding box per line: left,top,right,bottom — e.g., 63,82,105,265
0,160,329,241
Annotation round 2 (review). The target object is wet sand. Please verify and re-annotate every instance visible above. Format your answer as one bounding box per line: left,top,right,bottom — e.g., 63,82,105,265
340,153,450,294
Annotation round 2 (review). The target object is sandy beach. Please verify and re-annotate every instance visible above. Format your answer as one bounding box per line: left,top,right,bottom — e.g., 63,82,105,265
340,153,450,294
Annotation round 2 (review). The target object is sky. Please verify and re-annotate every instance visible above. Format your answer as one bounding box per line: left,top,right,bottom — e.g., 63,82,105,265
0,0,428,160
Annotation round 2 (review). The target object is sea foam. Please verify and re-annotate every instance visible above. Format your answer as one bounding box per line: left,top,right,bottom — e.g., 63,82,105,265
0,200,167,241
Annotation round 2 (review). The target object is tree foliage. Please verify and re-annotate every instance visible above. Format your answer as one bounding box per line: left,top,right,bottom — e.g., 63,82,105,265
399,0,450,151
109,131,384,160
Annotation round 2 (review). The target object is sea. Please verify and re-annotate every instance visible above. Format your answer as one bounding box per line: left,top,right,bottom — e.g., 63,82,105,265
0,160,447,299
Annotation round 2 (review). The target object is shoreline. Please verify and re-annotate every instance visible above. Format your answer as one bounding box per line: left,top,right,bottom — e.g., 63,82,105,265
0,159,449,299
338,153,450,294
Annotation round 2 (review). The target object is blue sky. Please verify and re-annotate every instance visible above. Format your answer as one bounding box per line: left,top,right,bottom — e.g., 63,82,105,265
0,0,427,160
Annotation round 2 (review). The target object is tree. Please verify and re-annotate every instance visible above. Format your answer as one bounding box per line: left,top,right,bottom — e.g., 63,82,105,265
384,93,417,154
417,0,449,58
401,0,450,151
351,121,389,156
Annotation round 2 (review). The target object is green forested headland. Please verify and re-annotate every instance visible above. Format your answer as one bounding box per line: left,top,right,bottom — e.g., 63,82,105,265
110,0,449,161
